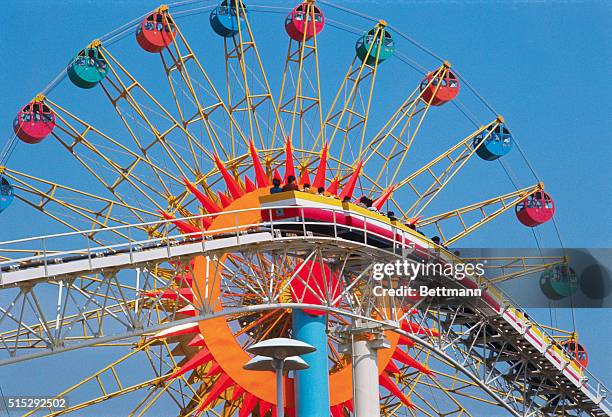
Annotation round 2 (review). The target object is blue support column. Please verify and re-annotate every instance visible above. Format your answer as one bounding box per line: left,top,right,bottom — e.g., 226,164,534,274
293,309,330,417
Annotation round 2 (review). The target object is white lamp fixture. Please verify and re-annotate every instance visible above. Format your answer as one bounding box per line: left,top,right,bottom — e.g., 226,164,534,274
243,338,316,417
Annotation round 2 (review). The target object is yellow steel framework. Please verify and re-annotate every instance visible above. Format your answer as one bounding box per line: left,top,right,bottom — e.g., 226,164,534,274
471,255,568,285
159,7,249,160
317,21,386,175
360,63,451,187
417,182,545,245
224,0,285,153
0,3,588,415
275,0,325,153
395,118,503,220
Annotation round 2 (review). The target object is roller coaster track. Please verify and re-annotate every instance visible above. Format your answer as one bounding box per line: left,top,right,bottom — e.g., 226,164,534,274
0,206,610,417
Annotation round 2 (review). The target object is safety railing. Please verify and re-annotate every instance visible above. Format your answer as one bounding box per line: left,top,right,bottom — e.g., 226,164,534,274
0,205,430,278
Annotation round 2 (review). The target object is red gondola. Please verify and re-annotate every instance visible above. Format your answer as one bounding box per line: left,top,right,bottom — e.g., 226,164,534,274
561,339,589,368
285,3,325,42
515,190,555,227
136,11,176,53
420,69,460,106
13,101,55,144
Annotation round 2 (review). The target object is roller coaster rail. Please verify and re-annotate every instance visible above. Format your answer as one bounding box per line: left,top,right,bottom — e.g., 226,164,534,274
0,205,610,416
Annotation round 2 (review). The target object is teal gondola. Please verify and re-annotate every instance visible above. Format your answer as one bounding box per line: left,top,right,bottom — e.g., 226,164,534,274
355,24,395,65
67,46,109,89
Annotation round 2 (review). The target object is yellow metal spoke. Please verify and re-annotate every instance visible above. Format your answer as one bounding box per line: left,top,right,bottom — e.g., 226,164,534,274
417,183,544,245
44,98,176,211
159,10,249,160
224,0,285,154
275,2,325,154
396,118,501,219
360,64,449,187
2,167,155,240
99,44,211,178
316,22,387,175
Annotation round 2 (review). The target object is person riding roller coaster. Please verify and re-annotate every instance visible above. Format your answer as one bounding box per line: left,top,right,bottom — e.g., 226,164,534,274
270,178,282,194
282,175,299,192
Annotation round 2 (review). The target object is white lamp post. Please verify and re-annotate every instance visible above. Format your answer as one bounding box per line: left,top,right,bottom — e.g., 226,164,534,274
244,337,316,417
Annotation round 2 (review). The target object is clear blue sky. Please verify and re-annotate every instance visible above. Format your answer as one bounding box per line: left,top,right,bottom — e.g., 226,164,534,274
0,0,610,415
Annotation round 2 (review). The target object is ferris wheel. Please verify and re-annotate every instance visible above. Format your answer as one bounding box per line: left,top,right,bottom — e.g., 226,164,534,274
0,1,609,417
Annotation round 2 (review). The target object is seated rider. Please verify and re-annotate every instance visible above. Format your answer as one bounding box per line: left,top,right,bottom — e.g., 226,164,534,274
270,178,283,194
282,175,299,192
366,198,379,212
432,236,447,249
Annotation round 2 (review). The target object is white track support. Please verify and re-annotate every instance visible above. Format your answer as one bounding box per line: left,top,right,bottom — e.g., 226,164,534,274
349,321,390,417
352,337,381,417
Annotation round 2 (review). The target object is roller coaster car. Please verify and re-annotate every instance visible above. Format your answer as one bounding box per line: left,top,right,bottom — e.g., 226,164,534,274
258,191,420,252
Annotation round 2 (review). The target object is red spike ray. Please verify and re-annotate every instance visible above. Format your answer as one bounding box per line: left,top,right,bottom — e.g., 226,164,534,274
169,348,213,379
205,362,223,377
379,372,415,408
239,393,259,417
339,160,363,199
407,216,421,227
344,399,353,413
284,138,295,181
176,305,197,317
250,140,270,188
217,191,233,208
196,374,234,413
214,154,244,199
373,184,397,211
144,288,194,302
259,401,272,416
331,404,345,417
188,334,206,347
327,177,339,195
183,178,221,214
299,168,311,186
244,175,256,192
313,143,328,189
174,272,193,286
159,211,209,233
398,335,416,347
385,360,402,375
231,385,245,402
392,348,433,376
273,168,282,182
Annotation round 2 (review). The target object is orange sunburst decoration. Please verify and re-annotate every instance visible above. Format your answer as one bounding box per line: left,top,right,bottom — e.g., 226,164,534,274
146,142,436,416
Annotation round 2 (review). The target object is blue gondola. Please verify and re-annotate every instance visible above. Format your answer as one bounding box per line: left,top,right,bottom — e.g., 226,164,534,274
0,176,14,213
472,124,513,161
210,1,247,38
